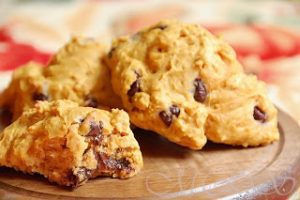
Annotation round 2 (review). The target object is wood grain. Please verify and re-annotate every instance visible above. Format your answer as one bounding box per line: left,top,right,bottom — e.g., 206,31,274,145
0,109,299,200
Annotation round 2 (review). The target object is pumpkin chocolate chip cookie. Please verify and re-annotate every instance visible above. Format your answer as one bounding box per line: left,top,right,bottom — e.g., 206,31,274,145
107,19,279,149
0,37,122,121
107,19,243,150
0,100,143,187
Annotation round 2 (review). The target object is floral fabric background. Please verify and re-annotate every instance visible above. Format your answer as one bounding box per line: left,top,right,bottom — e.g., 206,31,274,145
0,0,300,198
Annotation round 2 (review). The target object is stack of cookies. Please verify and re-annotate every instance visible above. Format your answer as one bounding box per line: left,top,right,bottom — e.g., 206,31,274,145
0,20,279,187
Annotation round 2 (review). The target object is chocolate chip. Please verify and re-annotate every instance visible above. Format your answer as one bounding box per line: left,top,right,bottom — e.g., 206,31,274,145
159,111,172,127
68,167,92,187
159,105,180,126
169,105,180,117
253,106,267,123
193,78,207,103
32,93,48,101
67,171,77,187
127,80,141,97
0,107,12,125
108,47,116,58
88,121,103,136
99,153,131,171
106,158,130,170
84,96,98,108
87,121,104,145
83,147,90,155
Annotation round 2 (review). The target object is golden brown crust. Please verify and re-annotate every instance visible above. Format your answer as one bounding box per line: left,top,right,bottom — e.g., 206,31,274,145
0,37,122,121
0,100,143,187
205,74,279,147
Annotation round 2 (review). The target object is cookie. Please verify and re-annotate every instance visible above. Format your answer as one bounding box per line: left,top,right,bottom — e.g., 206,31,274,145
0,37,122,121
0,62,44,120
107,20,243,149
0,100,143,187
205,74,279,147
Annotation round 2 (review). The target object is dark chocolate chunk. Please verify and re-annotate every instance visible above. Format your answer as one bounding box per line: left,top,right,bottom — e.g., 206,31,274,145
99,153,131,171
108,47,116,58
169,105,180,117
82,147,90,155
127,80,141,97
193,78,207,103
0,107,12,125
87,121,104,145
159,111,172,127
253,106,267,123
84,96,98,108
68,167,92,187
105,157,130,170
32,93,48,101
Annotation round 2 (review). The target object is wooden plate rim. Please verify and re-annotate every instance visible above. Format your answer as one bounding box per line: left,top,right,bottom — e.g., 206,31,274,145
0,109,299,200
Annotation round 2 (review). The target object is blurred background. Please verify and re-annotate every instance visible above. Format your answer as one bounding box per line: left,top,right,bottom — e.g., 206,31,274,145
0,0,300,198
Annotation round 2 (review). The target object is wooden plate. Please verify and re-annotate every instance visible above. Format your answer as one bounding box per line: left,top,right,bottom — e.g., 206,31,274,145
0,109,299,200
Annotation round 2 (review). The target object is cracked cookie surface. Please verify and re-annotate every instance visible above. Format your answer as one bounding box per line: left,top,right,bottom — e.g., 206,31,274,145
0,100,143,187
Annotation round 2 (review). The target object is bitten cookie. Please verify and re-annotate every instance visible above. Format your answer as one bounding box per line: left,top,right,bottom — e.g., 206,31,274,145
0,100,143,187
107,20,243,149
206,74,279,147
0,37,122,121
